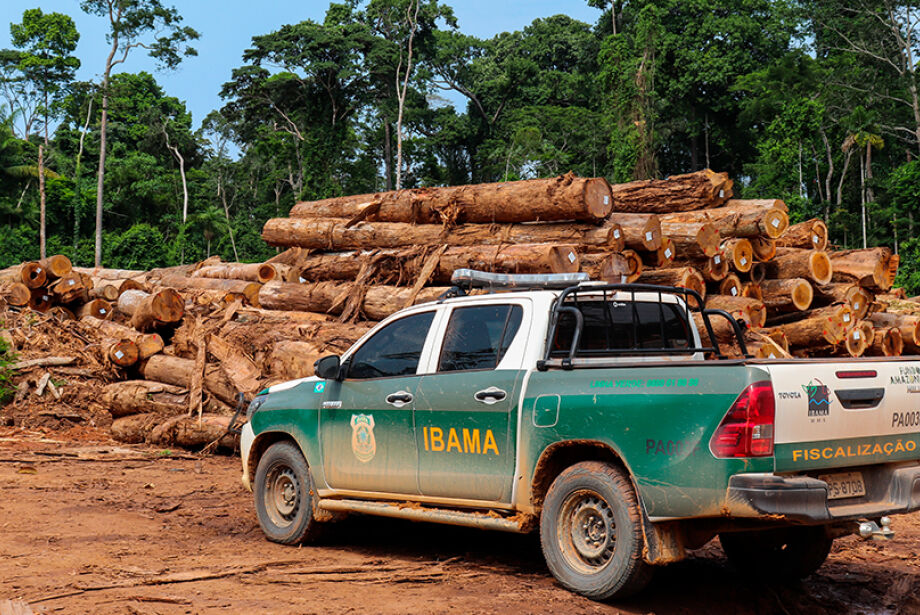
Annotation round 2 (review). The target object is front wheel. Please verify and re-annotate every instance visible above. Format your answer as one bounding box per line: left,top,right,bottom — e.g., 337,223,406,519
540,461,653,600
253,441,323,545
719,526,833,579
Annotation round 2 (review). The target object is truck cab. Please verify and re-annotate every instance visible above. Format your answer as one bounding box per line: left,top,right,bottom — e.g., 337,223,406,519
240,271,920,600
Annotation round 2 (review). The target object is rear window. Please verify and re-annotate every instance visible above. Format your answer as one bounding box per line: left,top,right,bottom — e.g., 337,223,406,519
551,300,692,356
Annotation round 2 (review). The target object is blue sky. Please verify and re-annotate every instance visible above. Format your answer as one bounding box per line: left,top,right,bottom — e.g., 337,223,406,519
1,1,602,129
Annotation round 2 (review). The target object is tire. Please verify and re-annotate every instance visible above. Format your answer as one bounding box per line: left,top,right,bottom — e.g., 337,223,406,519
719,526,833,579
539,461,653,600
253,441,323,545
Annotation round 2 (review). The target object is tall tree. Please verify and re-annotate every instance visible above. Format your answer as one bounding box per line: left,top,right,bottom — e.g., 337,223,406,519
80,0,198,267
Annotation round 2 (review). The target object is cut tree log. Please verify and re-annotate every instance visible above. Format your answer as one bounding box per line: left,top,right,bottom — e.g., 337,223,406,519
750,237,776,262
29,289,52,312
868,327,902,356
665,252,727,282
257,263,292,284
149,274,261,307
660,201,789,239
706,295,766,327
258,282,446,321
728,198,787,212
103,380,188,418
606,169,732,213
767,305,854,347
717,273,743,298
208,334,262,395
192,263,264,282
263,217,623,251
764,248,832,285
748,262,767,284
290,173,613,224
140,354,239,407
2,282,31,307
88,284,119,301
148,414,236,449
741,282,763,301
77,299,113,320
117,288,185,331
101,338,139,367
659,220,720,258
844,321,873,357
81,316,165,360
18,262,47,289
868,312,920,352
720,238,754,273
269,340,324,381
49,273,86,303
110,413,158,444
640,237,677,268
829,248,899,291
38,254,72,280
608,213,662,251
813,284,874,319
777,219,828,251
760,278,813,312
637,267,706,299
581,251,642,282
72,267,147,282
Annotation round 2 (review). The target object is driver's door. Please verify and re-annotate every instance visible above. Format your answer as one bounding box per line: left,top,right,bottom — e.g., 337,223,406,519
320,310,436,495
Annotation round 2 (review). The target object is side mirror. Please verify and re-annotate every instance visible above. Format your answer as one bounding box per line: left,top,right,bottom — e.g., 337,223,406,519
314,355,342,380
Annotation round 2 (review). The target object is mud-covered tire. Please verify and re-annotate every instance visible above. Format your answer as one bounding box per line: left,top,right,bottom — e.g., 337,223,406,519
719,526,833,579
540,461,653,600
253,441,323,545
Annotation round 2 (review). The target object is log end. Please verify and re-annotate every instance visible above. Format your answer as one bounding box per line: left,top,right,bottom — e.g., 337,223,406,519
606,223,626,252
791,279,814,311
707,251,729,282
621,250,643,283
763,208,790,238
584,177,614,220
697,223,721,257
5,282,31,306
810,219,829,251
21,262,47,289
657,237,676,267
741,282,762,301
152,288,185,323
681,268,706,300
109,340,140,367
598,253,631,282
881,327,903,356
845,325,870,357
43,254,73,278
119,279,145,295
846,286,873,320
727,239,753,272
29,289,52,313
748,262,767,284
810,251,833,286
257,263,279,284
719,274,742,298
243,282,262,308
549,246,581,273
81,299,113,320
751,237,776,262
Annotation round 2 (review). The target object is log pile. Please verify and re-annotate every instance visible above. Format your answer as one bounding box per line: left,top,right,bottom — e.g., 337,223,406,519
0,168,913,452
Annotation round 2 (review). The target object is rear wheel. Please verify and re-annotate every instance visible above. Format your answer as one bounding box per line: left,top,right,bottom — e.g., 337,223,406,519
719,526,833,579
254,441,323,545
540,461,652,600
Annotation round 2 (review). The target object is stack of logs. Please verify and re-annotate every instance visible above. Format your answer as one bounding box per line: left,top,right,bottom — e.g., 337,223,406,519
260,169,907,359
0,169,913,451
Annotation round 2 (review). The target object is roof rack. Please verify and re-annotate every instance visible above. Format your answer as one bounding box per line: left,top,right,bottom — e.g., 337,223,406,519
450,269,591,292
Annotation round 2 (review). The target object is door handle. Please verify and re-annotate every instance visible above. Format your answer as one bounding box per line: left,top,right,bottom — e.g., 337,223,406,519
386,391,413,408
474,387,507,405
835,387,885,409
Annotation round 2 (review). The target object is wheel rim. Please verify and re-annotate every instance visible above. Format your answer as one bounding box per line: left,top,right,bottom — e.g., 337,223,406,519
557,489,616,574
263,464,301,528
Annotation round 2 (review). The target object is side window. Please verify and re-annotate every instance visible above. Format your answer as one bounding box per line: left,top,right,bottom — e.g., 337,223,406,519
552,301,691,355
438,304,523,372
348,311,435,379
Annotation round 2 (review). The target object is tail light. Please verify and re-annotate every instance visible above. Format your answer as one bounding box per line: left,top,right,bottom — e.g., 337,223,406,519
710,381,775,458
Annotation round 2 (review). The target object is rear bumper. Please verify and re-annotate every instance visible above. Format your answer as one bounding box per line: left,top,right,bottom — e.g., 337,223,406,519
727,464,920,522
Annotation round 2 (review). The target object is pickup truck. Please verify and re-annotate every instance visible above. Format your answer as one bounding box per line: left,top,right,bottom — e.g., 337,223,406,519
240,270,920,600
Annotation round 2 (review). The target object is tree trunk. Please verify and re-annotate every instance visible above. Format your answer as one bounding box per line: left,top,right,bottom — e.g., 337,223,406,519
764,248,833,285
640,237,677,268
813,284,873,320
101,338,139,368
843,320,874,357
29,289,52,312
608,213,661,251
289,173,613,224
664,252,728,282
192,263,264,282
104,380,188,418
269,340,324,381
88,284,120,302
38,144,46,260
263,217,622,251
140,354,239,407
759,278,814,312
117,288,185,330
95,32,120,268
868,327,902,356
2,283,31,307
636,266,705,299
828,248,899,291
706,295,766,327
867,312,920,352
148,414,236,449
605,169,732,213
777,219,828,251
111,413,159,444
764,305,853,347
50,273,87,304
748,262,767,283
660,200,789,239
719,238,753,272
257,281,445,321
81,315,165,360
716,273,742,298
581,252,642,283
77,299,113,320
741,282,762,301
658,220,720,259
150,274,260,307
750,237,776,262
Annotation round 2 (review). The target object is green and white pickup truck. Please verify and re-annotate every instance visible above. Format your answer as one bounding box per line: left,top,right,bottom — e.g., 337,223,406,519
240,271,920,600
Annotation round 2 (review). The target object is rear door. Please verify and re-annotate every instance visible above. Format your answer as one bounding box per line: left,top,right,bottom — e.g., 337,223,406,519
766,361,920,472
414,300,531,502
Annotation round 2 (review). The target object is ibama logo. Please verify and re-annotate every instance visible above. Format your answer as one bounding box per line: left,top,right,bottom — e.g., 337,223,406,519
803,379,831,417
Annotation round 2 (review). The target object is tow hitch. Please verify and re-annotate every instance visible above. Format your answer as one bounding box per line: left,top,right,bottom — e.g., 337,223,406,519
858,516,894,540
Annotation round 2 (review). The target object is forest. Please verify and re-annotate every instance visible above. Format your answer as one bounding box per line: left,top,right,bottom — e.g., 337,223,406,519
2,1,920,290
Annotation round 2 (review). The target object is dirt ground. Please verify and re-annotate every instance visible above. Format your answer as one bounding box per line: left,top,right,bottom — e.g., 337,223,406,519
2,427,920,615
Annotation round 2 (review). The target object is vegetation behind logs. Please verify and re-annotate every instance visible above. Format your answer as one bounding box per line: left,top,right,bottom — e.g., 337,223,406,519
1,1,918,292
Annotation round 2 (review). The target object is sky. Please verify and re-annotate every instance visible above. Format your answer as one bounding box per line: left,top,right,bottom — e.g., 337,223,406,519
1,1,602,130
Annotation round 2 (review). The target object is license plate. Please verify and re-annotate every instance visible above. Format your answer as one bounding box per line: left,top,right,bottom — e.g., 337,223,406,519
818,471,866,500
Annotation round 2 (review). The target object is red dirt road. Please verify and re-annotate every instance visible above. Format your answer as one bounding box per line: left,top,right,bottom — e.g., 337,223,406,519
1,429,919,615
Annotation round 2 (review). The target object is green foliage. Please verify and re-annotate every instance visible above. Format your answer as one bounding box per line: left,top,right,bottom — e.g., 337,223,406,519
108,223,170,269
